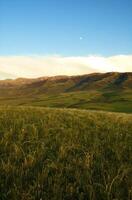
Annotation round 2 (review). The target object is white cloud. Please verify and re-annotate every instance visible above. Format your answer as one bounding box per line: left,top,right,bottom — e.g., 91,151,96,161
109,55,132,72
0,55,132,79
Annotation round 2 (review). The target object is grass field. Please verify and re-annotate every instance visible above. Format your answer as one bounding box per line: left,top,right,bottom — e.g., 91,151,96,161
0,106,132,200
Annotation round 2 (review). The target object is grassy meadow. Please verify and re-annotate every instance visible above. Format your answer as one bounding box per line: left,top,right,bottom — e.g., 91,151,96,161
0,106,132,200
0,90,132,113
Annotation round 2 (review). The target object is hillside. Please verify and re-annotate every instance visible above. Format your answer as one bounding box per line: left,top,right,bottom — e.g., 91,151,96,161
0,106,132,200
0,72,132,113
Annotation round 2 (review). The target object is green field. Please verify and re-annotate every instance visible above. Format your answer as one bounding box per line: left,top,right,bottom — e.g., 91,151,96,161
0,89,132,113
0,106,132,200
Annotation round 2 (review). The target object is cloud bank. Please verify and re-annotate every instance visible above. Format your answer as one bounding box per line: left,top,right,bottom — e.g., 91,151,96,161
0,55,132,79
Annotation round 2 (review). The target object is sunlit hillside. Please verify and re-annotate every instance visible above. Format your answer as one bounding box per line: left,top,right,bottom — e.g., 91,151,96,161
0,72,132,113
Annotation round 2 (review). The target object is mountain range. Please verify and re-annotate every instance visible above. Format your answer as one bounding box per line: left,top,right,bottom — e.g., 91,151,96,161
0,72,132,113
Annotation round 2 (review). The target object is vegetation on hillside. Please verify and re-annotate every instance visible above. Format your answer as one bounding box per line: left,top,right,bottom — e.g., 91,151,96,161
0,106,132,200
0,72,132,113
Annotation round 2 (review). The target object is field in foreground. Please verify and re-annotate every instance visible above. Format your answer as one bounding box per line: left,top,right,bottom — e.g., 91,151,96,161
0,106,132,200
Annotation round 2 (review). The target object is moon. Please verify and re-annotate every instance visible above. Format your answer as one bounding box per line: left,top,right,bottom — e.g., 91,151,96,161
80,37,83,40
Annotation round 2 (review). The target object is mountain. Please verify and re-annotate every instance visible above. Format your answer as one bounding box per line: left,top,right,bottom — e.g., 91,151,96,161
0,72,132,113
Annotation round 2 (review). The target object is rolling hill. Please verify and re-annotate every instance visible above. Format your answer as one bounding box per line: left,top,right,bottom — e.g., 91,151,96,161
0,72,132,112
0,73,132,199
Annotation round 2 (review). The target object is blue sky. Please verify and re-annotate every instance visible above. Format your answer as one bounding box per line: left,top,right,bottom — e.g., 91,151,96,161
0,0,132,56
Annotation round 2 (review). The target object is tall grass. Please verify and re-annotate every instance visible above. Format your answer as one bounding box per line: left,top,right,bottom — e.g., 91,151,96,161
0,106,132,200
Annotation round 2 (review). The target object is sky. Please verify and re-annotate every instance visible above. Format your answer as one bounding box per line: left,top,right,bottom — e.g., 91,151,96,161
0,0,132,79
